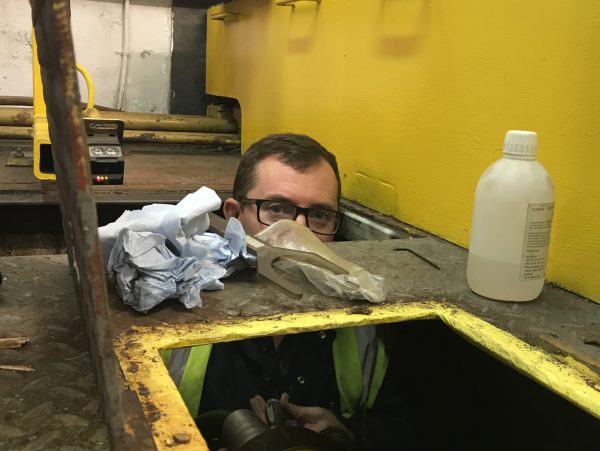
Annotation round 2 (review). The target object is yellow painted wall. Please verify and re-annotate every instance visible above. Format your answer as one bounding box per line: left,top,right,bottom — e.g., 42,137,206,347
206,0,600,303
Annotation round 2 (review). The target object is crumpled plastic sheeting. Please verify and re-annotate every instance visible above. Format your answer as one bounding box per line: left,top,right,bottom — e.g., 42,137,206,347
107,229,225,312
98,186,222,264
255,220,386,303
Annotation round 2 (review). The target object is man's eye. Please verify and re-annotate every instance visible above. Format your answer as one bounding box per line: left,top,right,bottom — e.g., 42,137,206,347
265,202,293,216
267,204,283,213
311,210,334,222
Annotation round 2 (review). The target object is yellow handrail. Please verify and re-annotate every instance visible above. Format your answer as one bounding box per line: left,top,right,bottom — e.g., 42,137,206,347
76,63,95,111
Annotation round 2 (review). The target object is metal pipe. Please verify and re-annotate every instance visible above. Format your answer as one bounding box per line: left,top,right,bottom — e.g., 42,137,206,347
0,125,240,146
0,96,33,107
0,126,33,139
0,108,33,127
0,96,117,111
0,107,238,133
116,0,130,110
123,130,240,145
92,110,239,133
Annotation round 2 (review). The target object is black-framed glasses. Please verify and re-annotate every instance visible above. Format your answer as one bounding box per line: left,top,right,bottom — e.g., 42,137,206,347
238,198,342,235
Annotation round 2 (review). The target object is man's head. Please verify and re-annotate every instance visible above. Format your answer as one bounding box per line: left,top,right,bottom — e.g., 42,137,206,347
223,133,342,242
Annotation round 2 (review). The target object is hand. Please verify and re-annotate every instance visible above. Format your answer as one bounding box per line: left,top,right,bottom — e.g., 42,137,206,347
279,393,346,434
248,394,267,423
249,394,354,450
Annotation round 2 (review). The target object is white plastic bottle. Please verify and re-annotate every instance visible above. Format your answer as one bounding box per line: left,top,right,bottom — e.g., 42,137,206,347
467,130,554,302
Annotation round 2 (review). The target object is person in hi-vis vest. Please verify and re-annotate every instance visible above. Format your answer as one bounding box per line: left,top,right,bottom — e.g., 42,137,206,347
163,134,414,450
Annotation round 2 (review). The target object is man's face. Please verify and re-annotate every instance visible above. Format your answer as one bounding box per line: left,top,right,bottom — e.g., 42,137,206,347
224,156,339,242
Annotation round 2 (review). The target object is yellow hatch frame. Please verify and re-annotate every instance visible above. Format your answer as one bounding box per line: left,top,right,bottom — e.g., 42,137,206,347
114,301,600,450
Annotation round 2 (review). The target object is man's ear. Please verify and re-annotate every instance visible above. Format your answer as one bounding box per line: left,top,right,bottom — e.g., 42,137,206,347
223,198,242,219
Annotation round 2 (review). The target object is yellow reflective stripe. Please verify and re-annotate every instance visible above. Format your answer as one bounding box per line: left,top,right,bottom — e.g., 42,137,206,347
366,335,389,408
178,344,213,417
333,327,363,418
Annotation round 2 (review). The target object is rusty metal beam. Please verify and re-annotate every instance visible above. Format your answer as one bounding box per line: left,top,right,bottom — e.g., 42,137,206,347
30,1,155,449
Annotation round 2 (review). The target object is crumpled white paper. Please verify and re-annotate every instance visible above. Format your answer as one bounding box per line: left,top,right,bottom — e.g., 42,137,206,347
107,229,225,312
98,186,222,264
99,187,254,312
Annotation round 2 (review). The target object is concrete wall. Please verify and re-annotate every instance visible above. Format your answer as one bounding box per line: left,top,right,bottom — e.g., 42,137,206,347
206,0,600,303
1,0,173,113
0,0,33,97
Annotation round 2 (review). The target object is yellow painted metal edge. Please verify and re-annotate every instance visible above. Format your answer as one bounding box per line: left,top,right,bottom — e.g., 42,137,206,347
437,305,600,420
113,301,600,449
32,32,56,182
32,116,55,181
117,344,207,449
114,302,437,450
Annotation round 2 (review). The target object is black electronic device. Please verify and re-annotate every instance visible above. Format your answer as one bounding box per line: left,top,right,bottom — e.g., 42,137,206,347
84,118,125,185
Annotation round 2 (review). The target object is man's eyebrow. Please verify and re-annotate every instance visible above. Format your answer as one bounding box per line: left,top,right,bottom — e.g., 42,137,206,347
266,195,337,210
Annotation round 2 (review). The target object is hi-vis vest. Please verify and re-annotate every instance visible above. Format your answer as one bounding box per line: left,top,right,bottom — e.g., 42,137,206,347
161,326,389,419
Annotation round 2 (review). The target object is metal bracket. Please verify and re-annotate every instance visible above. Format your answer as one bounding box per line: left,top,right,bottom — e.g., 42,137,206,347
84,118,125,185
209,213,348,298
210,12,240,21
276,0,321,6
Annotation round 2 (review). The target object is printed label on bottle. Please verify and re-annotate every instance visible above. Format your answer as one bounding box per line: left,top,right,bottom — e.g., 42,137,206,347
520,202,554,281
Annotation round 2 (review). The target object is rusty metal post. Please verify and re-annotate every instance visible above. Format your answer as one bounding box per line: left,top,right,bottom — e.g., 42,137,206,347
30,1,155,448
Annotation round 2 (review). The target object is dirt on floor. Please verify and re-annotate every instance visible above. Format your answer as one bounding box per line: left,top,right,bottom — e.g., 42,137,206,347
0,254,109,450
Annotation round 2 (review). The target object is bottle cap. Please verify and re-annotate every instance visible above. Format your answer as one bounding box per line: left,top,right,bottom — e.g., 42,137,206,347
503,130,538,158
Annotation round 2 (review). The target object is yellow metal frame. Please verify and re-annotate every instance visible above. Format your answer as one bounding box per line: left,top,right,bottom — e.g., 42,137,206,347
114,301,600,450
32,34,53,181
32,33,95,182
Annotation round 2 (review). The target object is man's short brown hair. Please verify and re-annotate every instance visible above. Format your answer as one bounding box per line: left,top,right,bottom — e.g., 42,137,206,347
232,133,342,203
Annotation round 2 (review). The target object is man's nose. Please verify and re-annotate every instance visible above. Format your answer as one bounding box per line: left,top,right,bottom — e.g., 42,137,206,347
294,212,308,227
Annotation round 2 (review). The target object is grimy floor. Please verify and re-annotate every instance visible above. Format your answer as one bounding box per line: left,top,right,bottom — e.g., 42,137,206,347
0,141,240,449
0,255,109,450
